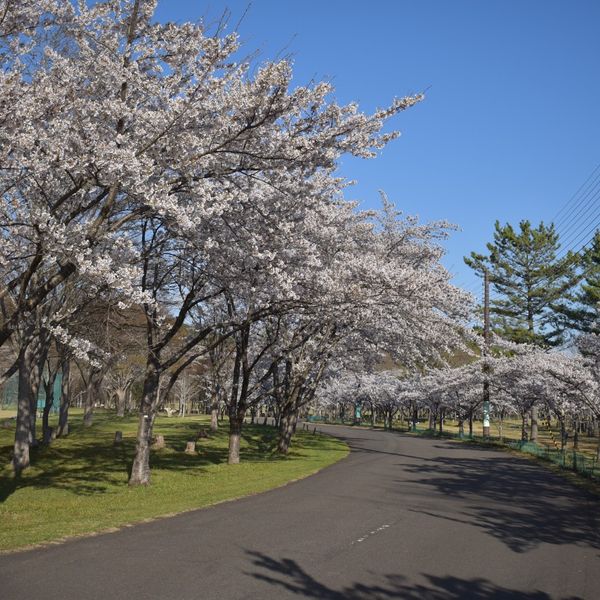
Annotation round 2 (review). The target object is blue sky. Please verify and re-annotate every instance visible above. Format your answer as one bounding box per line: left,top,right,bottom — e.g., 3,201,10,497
156,0,600,297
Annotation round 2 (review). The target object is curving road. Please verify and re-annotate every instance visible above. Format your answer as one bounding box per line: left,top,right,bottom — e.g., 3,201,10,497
1,426,599,599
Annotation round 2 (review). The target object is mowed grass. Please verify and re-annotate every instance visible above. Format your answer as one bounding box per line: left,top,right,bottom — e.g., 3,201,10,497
0,412,348,552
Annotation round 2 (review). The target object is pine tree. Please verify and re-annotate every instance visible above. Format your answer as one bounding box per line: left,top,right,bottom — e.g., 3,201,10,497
465,220,578,346
554,230,600,334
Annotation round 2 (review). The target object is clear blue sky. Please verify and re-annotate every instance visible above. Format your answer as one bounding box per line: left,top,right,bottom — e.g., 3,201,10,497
155,0,600,296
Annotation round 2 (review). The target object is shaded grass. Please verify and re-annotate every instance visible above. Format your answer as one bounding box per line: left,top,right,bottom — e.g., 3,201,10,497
0,412,348,552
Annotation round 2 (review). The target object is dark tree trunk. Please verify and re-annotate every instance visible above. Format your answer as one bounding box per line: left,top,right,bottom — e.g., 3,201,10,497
560,418,567,451
277,404,298,454
521,412,529,442
468,411,473,437
387,409,395,430
83,369,103,427
57,358,71,437
129,362,160,486
42,368,58,444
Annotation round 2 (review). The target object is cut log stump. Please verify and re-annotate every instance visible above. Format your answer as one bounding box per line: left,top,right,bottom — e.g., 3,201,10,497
151,434,165,450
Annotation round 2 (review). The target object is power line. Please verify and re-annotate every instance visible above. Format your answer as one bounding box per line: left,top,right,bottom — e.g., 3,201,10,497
555,183,600,251
558,214,600,259
552,162,600,229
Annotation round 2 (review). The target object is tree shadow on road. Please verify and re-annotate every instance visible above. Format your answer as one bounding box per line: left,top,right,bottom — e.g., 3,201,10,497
245,550,578,599
398,444,600,553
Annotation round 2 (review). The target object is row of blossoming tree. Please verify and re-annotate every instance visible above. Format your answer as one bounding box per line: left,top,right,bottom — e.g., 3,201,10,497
0,0,472,484
317,333,600,459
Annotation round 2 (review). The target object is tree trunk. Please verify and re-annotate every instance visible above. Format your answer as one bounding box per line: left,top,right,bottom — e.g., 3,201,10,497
210,407,219,431
57,358,71,437
468,411,474,437
521,412,529,442
530,405,538,443
277,406,298,455
129,363,160,486
13,345,37,475
83,369,102,427
116,389,127,418
27,339,46,448
228,413,244,465
42,369,58,444
210,391,219,431
560,418,567,451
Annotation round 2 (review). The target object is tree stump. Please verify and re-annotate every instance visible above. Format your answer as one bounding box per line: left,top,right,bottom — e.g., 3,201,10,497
185,440,196,454
196,428,208,440
152,434,165,450
114,431,123,445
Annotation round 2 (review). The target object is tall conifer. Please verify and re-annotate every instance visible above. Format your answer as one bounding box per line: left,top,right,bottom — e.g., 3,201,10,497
554,230,600,334
465,220,578,346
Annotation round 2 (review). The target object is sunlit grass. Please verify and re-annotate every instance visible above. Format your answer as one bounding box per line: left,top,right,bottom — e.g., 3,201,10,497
0,412,348,552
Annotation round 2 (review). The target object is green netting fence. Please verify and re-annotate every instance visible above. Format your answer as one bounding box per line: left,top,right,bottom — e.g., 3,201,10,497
0,372,62,414
504,439,600,481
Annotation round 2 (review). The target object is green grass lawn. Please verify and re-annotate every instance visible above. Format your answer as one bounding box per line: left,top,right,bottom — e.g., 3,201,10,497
0,412,348,552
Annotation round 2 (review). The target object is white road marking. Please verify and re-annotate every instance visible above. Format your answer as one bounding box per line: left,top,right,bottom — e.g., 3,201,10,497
351,523,392,545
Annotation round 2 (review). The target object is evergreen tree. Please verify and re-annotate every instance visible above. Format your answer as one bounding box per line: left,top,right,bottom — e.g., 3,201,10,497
554,230,600,334
465,220,578,346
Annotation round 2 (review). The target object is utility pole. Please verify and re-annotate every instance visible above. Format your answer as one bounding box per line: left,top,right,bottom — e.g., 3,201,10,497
483,269,491,438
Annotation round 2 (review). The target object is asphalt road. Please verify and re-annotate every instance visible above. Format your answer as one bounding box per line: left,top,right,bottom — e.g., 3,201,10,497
1,426,599,599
